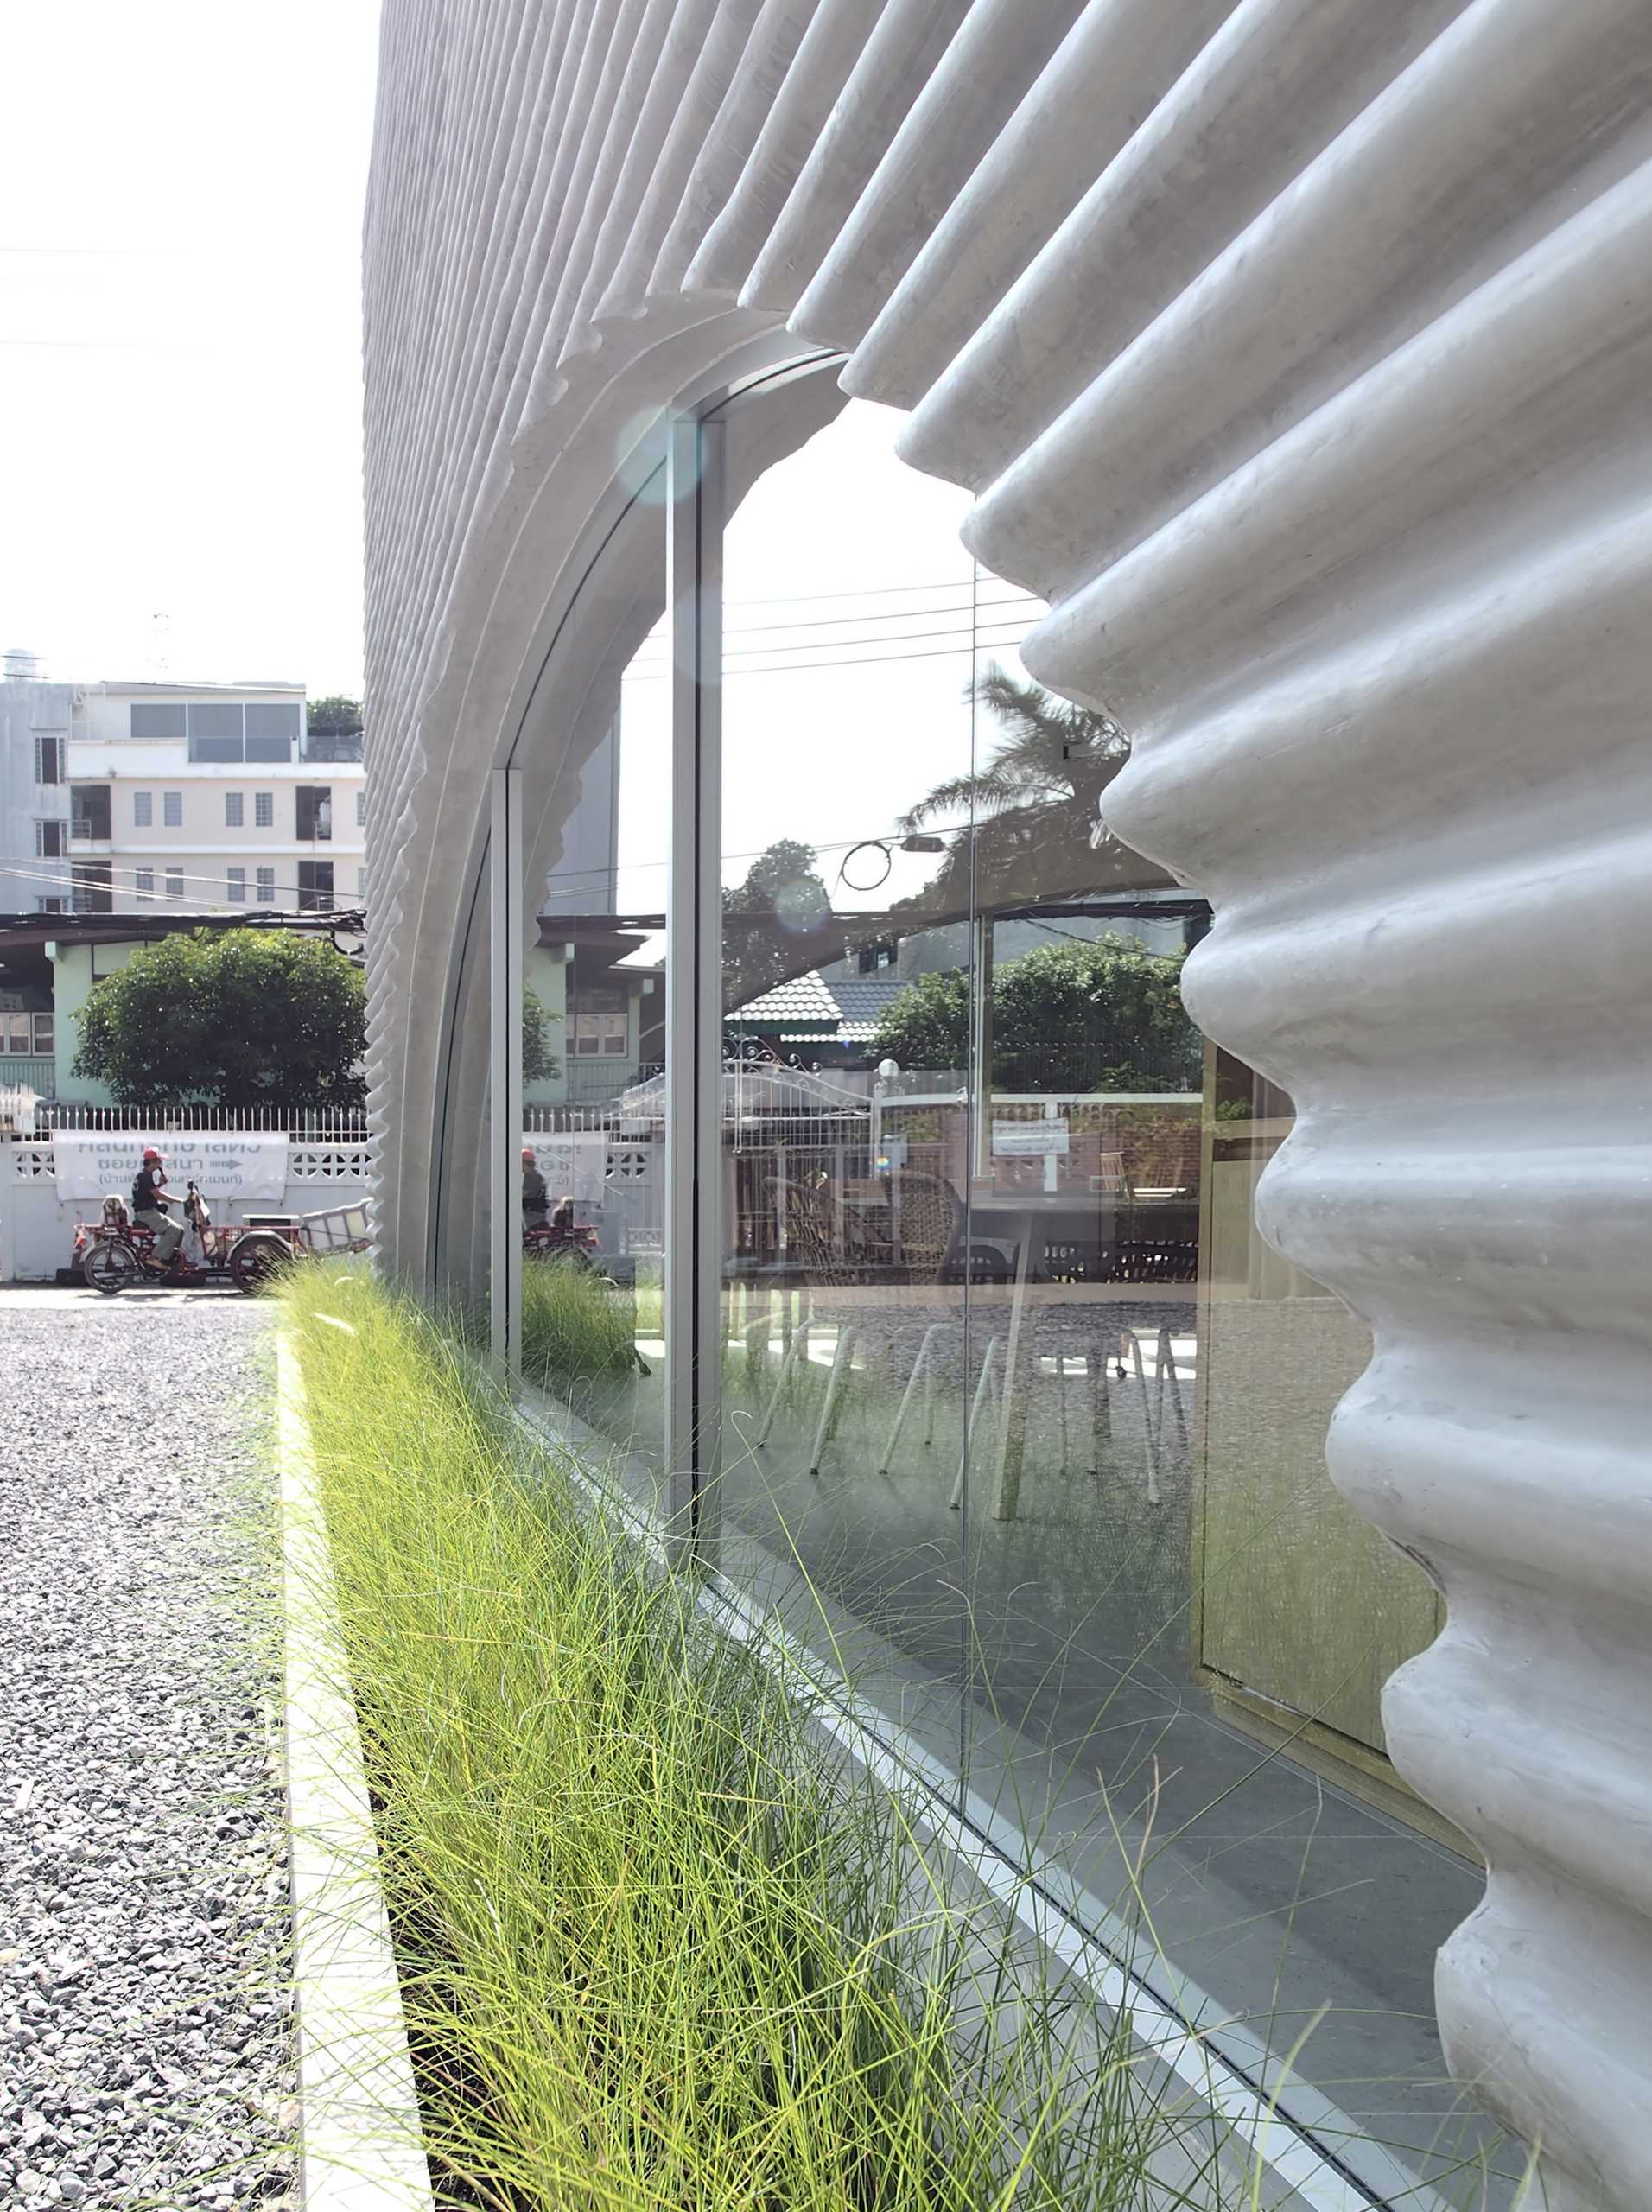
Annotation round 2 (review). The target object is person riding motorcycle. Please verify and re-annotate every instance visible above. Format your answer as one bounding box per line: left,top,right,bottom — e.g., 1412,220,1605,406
522,1146,549,1228
131,1145,185,1267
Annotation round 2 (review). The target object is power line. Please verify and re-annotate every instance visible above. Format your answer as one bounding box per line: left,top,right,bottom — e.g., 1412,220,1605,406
624,633,1038,681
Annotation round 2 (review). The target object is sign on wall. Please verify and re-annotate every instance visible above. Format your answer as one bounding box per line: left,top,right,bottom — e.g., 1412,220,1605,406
51,1132,291,1205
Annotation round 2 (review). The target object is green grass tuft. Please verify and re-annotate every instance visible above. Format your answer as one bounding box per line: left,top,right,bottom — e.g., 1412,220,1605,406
282,1264,1249,2211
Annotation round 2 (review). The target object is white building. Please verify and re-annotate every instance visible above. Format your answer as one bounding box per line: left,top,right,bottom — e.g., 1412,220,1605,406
0,664,75,919
362,9,1652,2209
60,679,365,917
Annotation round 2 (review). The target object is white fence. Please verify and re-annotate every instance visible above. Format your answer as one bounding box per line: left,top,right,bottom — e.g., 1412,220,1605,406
2,1136,373,1282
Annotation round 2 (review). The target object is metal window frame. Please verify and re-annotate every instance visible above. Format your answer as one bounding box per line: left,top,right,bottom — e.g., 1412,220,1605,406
663,413,725,1548
488,767,523,1377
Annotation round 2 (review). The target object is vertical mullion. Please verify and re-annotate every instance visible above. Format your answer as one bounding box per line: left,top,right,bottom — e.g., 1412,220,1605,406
665,415,725,1547
489,766,523,1378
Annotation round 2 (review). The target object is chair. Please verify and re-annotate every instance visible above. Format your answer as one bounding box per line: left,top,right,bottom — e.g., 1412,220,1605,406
751,1168,967,1475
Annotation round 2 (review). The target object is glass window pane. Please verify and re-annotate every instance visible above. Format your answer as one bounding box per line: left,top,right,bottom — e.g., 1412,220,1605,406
245,702,300,737
713,393,977,1758
518,466,668,1513
187,701,243,741
130,702,186,738
699,380,1501,2204
245,734,294,762
188,734,245,763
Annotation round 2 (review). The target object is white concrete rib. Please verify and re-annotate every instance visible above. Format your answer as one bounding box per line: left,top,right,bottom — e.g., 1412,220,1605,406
363,5,1652,2201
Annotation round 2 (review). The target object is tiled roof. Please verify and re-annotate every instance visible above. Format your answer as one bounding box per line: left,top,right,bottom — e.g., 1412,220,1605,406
732,965,909,1046
729,970,840,1024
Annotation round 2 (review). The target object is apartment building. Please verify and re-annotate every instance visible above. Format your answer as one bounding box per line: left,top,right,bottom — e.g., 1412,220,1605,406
60,680,364,917
0,667,75,920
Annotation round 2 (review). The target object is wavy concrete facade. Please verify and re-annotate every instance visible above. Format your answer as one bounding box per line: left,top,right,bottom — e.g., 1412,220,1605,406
364,6,1652,2203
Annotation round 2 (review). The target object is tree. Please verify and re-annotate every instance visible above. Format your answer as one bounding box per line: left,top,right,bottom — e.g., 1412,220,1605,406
892,664,1174,919
721,838,834,1014
306,694,364,736
523,985,561,1083
73,929,367,1109
870,932,1199,1093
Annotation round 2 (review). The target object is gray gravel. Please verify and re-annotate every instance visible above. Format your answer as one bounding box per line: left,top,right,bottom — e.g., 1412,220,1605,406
0,1292,293,2209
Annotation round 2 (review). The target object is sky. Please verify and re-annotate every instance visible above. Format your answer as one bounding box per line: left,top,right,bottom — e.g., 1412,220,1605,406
0,3,381,698
615,399,1045,912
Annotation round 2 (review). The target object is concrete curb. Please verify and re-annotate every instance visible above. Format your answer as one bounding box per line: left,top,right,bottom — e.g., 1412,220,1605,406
276,1330,434,2212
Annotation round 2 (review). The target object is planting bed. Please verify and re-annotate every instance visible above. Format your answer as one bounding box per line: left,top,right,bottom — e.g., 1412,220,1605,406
281,1266,1261,2211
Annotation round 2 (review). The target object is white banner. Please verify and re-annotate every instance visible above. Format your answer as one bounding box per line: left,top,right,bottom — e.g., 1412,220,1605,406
51,1132,291,1205
525,1133,607,1202
992,1118,1070,1157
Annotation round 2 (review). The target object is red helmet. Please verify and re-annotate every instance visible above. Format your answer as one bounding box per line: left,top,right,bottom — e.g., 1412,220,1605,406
521,1147,536,1163
143,1146,162,1162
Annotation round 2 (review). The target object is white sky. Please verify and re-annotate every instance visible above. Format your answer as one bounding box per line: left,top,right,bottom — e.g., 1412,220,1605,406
0,3,381,696
618,400,1045,912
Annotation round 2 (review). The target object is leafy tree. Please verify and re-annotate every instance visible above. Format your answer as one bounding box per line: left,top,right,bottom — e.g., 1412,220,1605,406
306,694,364,736
73,928,366,1109
721,838,835,1014
893,664,1174,919
523,985,561,1083
870,932,1199,1093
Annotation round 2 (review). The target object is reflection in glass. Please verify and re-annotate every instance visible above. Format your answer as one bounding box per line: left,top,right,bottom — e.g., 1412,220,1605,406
516,537,670,1512
702,391,1515,2203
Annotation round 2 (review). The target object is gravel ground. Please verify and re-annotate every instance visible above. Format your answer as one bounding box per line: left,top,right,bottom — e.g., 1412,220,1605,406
0,1291,293,2210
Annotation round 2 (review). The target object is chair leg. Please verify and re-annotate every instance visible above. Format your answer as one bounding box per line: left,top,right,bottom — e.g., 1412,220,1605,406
1090,1349,1110,1478
755,1317,809,1446
922,1347,937,1446
1129,1329,1162,1506
1160,1325,1188,1452
879,1322,949,1476
950,1335,1001,1510
809,1322,857,1476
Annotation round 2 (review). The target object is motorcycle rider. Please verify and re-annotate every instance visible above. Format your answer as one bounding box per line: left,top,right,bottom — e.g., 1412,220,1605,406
522,1146,549,1228
131,1145,185,1268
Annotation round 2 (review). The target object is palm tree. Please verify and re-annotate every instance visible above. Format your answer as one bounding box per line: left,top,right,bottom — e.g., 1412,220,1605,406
895,664,1172,913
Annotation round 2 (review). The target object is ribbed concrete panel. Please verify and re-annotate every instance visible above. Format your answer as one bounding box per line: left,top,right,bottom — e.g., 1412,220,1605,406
363,6,1652,2200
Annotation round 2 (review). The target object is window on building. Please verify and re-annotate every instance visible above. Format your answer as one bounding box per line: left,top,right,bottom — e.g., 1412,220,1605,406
35,820,65,858
165,868,184,899
70,784,111,841
32,1012,53,1054
35,896,66,916
135,868,155,900
297,859,334,912
356,787,367,827
130,702,187,739
296,785,334,841
225,791,245,828
34,733,63,785
133,791,154,828
182,699,300,763
71,863,112,915
245,702,302,761
254,791,274,829
256,866,276,903
227,867,246,903
162,791,182,828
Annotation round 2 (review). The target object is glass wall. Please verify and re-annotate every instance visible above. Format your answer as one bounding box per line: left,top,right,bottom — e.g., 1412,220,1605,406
515,467,670,1512
511,375,1519,2207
